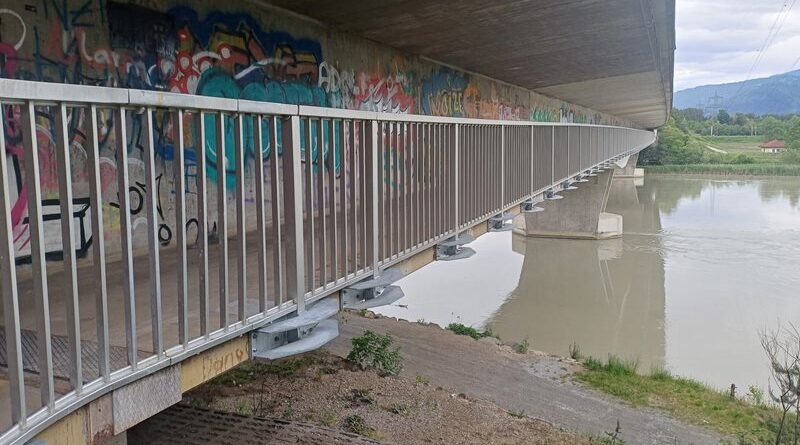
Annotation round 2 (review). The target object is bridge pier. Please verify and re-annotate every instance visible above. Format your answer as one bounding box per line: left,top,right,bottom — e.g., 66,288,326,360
514,169,622,240
612,153,644,178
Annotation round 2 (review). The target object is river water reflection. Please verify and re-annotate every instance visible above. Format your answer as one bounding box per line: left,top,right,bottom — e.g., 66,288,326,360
376,175,800,390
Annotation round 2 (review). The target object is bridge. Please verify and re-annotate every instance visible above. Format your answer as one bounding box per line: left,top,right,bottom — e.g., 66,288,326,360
0,1,673,443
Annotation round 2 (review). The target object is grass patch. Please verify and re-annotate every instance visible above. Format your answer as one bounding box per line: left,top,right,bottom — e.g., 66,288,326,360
207,356,317,387
644,163,800,176
446,323,500,340
575,356,779,442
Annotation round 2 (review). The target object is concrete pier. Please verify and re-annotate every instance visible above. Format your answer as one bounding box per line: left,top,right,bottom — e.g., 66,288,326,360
613,153,644,178
514,169,622,240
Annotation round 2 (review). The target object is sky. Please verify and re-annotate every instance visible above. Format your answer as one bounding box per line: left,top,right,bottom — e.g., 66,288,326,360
675,0,800,91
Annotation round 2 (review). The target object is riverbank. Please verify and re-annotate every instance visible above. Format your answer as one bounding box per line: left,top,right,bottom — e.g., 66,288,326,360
186,312,722,444
643,163,800,176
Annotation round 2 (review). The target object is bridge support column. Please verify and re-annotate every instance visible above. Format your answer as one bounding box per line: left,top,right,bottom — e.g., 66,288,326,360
613,153,643,178
514,169,622,239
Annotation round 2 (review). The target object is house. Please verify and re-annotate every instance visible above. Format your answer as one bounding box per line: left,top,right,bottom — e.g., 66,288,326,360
759,140,786,153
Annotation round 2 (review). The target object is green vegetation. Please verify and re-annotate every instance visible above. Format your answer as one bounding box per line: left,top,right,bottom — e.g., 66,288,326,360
641,108,800,176
645,163,800,176
514,338,530,354
446,322,500,340
343,414,377,437
347,330,404,376
575,355,781,443
508,409,526,418
208,356,316,386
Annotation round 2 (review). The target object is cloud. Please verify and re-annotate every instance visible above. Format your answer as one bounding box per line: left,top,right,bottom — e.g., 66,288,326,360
675,0,800,91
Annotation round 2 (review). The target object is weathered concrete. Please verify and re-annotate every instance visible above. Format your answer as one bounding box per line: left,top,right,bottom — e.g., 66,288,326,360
265,0,676,128
514,169,622,239
614,153,644,178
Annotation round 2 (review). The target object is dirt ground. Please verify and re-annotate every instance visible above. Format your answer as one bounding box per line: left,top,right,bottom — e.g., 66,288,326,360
185,350,594,444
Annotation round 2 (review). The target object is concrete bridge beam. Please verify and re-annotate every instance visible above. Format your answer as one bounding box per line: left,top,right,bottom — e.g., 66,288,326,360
514,169,622,240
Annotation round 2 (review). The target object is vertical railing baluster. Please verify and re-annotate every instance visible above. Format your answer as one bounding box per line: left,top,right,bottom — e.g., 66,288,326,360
234,113,246,322
328,120,338,280
216,112,229,328
315,119,326,288
256,115,269,309
302,118,313,295
339,120,348,277
348,120,357,273
282,116,305,311
142,107,163,355
54,103,81,389
115,107,138,364
269,116,284,305
195,112,209,336
87,104,110,378
0,103,26,424
175,110,188,345
367,120,379,276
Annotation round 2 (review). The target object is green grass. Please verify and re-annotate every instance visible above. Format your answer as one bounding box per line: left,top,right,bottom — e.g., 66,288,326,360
446,323,500,340
644,163,800,176
575,356,780,442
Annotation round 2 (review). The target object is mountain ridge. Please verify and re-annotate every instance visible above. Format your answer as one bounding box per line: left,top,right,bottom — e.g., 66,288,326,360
674,70,800,115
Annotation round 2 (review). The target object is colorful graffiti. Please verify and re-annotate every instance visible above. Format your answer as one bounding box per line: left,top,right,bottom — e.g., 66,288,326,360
0,0,625,263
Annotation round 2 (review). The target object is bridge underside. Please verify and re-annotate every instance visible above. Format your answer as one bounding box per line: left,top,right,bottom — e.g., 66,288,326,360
264,0,675,128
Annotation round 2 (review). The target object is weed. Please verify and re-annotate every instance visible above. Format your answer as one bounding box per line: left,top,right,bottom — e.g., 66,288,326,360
281,399,295,419
583,356,604,371
649,365,671,381
343,414,375,436
208,361,270,387
347,388,376,406
590,420,626,444
509,409,526,418
416,375,431,385
347,331,404,376
605,355,638,376
514,338,530,354
236,400,252,416
416,318,429,325
387,403,410,416
746,385,764,406
446,323,499,340
569,342,583,360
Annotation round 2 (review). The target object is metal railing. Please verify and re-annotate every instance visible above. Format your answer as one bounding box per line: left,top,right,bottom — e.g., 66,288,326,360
0,78,654,444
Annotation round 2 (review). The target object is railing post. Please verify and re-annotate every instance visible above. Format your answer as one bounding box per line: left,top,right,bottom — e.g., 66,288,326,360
551,125,556,185
530,126,534,194
365,120,380,278
500,125,505,205
282,115,306,313
454,123,460,232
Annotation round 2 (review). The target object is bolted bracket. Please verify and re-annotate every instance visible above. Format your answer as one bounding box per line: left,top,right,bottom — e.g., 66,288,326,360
342,268,405,309
521,198,544,213
437,233,476,261
251,298,339,360
488,213,515,232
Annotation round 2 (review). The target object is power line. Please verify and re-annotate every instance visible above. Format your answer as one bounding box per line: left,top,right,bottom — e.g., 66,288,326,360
727,0,797,107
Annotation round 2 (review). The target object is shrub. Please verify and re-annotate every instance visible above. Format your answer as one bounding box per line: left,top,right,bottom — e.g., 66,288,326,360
569,341,582,360
514,338,530,354
343,414,374,436
347,330,403,376
446,323,499,340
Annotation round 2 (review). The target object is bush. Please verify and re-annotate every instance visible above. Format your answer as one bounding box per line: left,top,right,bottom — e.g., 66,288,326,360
446,323,499,340
347,330,403,376
514,338,530,354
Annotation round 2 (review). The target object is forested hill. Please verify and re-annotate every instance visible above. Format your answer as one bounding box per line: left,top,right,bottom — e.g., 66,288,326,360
674,70,800,115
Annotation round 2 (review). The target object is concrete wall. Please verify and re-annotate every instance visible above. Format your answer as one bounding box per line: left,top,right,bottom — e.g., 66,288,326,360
0,0,633,262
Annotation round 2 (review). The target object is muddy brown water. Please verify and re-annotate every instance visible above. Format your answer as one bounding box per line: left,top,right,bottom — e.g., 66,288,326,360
376,175,800,391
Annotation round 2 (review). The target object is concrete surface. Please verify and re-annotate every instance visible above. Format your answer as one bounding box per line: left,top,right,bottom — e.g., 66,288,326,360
264,0,675,128
515,169,621,239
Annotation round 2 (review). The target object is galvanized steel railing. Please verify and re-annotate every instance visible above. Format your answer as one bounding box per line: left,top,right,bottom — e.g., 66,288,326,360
0,78,654,444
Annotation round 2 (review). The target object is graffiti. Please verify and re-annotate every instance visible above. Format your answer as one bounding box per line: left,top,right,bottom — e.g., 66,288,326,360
421,70,468,117
354,72,414,114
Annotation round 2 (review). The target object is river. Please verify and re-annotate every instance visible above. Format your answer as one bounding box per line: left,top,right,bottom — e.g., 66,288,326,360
375,175,800,391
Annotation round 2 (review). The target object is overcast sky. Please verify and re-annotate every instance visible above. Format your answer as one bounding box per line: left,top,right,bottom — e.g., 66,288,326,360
675,0,800,91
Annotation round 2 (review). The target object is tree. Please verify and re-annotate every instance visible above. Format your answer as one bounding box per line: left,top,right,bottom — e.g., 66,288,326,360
785,119,800,151
761,116,786,141
717,109,731,125
733,113,748,127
